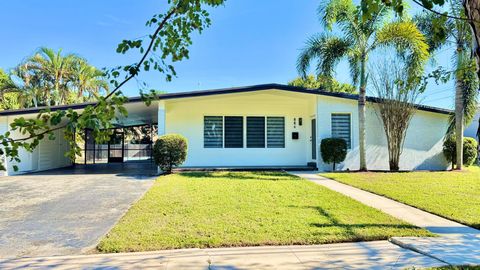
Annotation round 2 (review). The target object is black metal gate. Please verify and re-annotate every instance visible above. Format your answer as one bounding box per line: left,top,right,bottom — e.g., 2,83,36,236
80,124,157,164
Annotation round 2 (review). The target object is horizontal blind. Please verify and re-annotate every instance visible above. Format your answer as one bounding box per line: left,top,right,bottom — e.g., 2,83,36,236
331,114,351,149
204,116,223,148
225,116,243,148
267,117,285,148
247,117,265,148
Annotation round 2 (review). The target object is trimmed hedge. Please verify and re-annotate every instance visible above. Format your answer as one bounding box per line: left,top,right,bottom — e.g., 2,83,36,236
153,134,188,173
320,138,347,171
443,135,478,167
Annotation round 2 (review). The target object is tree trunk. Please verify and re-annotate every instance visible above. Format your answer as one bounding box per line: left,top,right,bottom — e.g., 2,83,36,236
358,57,367,171
461,0,480,167
455,75,464,170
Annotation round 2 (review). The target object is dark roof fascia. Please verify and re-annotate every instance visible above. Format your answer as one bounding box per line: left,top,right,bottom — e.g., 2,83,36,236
0,83,452,116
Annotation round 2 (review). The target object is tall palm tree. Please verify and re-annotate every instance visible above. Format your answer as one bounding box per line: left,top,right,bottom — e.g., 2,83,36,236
2,64,42,108
28,47,78,105
5,48,109,108
416,3,479,170
297,0,429,170
72,59,109,102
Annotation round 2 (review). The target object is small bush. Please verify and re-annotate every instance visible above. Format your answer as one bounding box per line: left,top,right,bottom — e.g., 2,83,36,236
320,138,347,171
153,134,188,173
443,135,478,167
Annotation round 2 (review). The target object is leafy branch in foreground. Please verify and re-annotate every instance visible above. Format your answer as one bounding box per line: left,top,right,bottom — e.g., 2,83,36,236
0,0,225,171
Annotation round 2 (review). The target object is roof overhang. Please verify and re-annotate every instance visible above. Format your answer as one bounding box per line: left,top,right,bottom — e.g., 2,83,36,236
0,83,453,116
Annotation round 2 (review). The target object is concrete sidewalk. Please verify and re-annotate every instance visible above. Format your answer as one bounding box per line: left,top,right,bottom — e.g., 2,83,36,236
0,241,446,269
291,172,480,266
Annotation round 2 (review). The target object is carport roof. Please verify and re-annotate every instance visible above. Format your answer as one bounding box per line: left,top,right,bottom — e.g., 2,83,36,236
0,83,452,116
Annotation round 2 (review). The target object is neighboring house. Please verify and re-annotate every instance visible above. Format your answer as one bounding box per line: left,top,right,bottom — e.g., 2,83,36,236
464,107,479,142
0,84,451,175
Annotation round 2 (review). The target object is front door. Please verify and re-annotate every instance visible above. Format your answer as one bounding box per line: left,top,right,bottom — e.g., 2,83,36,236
311,118,316,160
108,130,124,163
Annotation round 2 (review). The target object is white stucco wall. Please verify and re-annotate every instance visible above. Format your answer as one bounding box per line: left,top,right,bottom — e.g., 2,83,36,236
464,109,479,141
316,95,450,171
164,90,449,170
165,90,317,167
0,115,71,176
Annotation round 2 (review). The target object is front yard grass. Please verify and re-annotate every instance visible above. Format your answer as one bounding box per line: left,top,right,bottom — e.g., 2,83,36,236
98,171,431,253
321,166,480,229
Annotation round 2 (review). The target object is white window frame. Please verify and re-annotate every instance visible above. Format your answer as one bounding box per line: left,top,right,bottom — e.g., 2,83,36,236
330,112,352,149
203,115,286,149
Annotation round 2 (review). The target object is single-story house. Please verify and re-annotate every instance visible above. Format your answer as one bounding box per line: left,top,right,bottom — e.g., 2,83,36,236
464,107,479,142
0,83,452,175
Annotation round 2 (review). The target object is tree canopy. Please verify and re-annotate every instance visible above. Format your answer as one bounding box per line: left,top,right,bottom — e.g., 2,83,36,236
0,0,226,171
288,75,356,94
0,48,108,109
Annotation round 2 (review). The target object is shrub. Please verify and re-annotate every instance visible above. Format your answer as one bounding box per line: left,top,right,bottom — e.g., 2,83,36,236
443,135,478,167
153,134,188,173
320,138,347,171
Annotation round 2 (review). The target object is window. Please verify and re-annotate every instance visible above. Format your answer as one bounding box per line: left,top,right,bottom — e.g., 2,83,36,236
204,116,223,148
224,116,243,148
203,116,285,149
267,117,285,148
331,113,351,149
247,117,265,148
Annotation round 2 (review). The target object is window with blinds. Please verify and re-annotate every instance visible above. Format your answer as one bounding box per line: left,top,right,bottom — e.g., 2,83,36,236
204,116,223,148
267,117,285,148
224,116,243,148
204,116,285,149
247,117,265,148
331,113,351,149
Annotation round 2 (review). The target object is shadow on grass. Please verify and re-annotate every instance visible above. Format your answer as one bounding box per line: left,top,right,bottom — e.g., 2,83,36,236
178,171,300,181
291,205,422,238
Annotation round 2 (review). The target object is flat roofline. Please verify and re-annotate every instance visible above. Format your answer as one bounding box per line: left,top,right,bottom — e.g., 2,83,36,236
0,83,453,116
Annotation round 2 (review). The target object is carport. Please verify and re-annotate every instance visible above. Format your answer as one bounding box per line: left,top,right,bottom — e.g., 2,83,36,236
0,99,161,176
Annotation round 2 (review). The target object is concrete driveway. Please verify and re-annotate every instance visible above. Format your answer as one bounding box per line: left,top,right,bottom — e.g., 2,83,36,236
0,164,155,259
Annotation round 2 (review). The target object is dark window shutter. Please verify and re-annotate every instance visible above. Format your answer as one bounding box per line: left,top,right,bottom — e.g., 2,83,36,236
204,116,223,148
247,117,265,148
267,117,285,148
331,114,351,149
225,116,243,148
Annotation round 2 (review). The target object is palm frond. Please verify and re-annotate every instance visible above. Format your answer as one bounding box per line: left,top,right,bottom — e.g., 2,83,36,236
447,57,479,135
347,47,362,87
318,0,355,30
297,34,352,79
375,20,430,81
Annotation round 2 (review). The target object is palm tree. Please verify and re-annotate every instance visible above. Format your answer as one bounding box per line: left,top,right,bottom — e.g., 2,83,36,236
297,0,429,171
72,59,109,102
5,48,109,108
416,3,479,170
28,47,78,105
1,64,41,108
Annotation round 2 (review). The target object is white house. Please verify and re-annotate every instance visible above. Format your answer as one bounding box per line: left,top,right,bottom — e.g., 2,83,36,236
0,84,451,175
464,107,479,142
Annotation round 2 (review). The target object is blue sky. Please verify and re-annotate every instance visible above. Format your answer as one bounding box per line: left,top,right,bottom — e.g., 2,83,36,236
0,0,456,109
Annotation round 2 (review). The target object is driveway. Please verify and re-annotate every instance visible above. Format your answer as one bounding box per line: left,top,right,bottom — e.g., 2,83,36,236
0,164,155,258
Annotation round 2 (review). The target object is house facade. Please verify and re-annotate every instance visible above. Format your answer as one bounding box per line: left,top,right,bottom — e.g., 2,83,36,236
464,107,479,142
0,84,451,175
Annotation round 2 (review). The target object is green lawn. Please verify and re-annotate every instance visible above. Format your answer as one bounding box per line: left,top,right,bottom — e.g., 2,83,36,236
321,166,480,229
98,171,431,253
